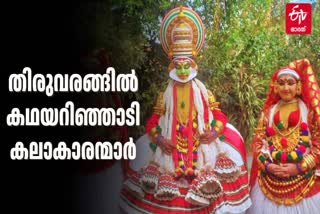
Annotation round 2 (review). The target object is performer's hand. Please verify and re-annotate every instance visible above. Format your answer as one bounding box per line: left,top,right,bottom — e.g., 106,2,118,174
266,163,290,178
158,138,175,155
279,163,300,177
199,129,218,144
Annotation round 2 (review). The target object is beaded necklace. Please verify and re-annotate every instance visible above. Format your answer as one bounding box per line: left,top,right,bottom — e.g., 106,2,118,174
172,82,197,179
265,99,310,162
266,122,310,162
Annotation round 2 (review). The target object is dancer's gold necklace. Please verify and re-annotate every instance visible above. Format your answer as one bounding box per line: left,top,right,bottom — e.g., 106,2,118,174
176,82,192,125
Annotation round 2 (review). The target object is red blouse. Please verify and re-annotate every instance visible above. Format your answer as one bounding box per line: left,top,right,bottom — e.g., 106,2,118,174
273,110,300,127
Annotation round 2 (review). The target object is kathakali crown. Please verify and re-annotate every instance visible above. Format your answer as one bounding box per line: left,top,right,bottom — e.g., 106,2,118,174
160,6,205,60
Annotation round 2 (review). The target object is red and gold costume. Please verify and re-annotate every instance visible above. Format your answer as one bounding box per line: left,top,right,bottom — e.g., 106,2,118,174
248,59,320,213
120,6,251,214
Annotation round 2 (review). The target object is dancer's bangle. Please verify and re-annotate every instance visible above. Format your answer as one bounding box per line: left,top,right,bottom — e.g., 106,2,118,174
211,129,218,138
296,163,302,173
156,134,164,145
304,154,317,169
265,162,271,173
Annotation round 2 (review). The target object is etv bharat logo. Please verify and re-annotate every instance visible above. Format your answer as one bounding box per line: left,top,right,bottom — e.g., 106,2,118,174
286,3,312,34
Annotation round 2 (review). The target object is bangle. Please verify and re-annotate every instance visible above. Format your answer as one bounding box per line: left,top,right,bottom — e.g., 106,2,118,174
296,163,302,173
156,134,164,145
211,129,218,138
265,162,271,173
304,154,316,169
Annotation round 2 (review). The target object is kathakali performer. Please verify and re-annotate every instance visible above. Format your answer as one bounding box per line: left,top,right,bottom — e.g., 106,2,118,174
120,6,252,214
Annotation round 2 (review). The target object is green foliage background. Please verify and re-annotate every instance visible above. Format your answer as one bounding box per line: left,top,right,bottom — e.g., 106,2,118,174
74,0,320,145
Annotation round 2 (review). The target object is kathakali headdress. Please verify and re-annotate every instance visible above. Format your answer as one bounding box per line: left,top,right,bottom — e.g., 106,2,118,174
160,6,205,73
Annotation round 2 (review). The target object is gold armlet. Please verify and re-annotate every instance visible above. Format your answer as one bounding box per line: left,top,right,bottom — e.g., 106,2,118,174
255,127,265,135
153,106,165,115
209,102,220,110
153,92,165,115
310,145,320,165
207,90,221,110
301,154,317,171
255,113,266,134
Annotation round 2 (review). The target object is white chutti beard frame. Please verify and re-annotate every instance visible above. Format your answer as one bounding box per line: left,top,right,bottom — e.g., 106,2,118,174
169,68,197,83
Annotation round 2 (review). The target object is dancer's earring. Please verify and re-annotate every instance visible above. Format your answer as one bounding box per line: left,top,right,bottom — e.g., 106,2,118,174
297,81,302,96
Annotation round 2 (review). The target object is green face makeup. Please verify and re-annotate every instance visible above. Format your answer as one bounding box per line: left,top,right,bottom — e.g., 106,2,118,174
175,61,191,80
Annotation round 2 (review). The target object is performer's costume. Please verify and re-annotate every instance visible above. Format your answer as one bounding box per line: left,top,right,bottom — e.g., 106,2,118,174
119,6,251,214
248,59,320,214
